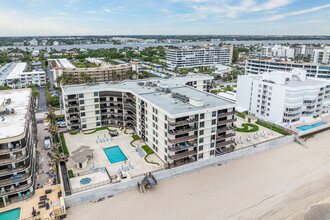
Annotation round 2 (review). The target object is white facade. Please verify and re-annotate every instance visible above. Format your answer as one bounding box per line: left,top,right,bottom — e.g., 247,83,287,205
5,63,46,88
261,45,295,58
62,75,236,167
312,47,330,64
166,45,233,68
245,59,330,79
29,38,38,46
237,69,330,124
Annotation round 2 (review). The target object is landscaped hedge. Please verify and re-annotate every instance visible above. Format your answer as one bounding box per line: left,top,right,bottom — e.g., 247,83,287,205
235,123,259,132
130,135,141,147
84,127,117,135
236,112,246,119
60,133,69,156
256,120,288,135
70,131,78,135
68,170,74,178
55,133,60,143
142,145,159,166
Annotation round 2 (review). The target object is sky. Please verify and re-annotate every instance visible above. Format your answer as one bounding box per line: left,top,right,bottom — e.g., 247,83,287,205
0,0,329,36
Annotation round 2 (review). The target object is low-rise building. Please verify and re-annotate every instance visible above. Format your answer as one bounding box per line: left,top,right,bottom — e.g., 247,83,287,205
0,89,37,207
245,58,330,79
312,47,330,64
237,69,330,124
61,75,236,167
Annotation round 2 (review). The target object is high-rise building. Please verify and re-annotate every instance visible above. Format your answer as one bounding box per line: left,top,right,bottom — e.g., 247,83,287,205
0,89,37,207
62,75,236,167
166,45,233,68
312,47,330,64
237,69,330,124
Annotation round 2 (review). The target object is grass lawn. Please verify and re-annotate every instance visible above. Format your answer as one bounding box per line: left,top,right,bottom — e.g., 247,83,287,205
84,127,117,134
235,123,259,132
142,145,159,165
130,135,141,147
60,133,69,156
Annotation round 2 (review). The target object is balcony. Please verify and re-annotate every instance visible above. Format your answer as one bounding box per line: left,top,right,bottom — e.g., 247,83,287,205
0,144,27,156
0,154,29,166
68,121,80,126
218,111,236,118
217,118,236,126
168,150,197,160
0,172,31,187
168,143,196,152
215,145,235,155
0,164,30,177
216,133,235,141
100,100,122,104
216,140,235,148
67,116,80,121
66,109,79,114
169,126,197,135
65,97,78,101
168,118,198,127
0,181,34,196
168,135,197,144
217,126,233,133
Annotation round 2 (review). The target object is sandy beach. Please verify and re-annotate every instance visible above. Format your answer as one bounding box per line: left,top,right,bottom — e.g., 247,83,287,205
67,130,330,220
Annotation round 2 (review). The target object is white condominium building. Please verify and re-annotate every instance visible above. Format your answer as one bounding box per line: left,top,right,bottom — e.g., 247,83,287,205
312,47,330,64
245,59,330,79
0,89,37,207
4,63,46,88
237,69,330,125
62,75,236,167
166,45,233,68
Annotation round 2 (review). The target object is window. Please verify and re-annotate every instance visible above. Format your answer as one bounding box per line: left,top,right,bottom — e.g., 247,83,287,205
94,92,98,96
94,98,99,103
80,106,85,111
211,127,215,133
198,153,203,159
164,156,167,161
81,112,85,117
200,113,205,119
211,135,215,140
212,111,216,117
79,93,84,98
80,100,84,105
199,130,204,135
200,122,204,128
210,150,215,156
212,119,216,125
210,142,214,148
96,122,101,126
95,104,99,108
95,110,100,115
199,138,204,143
96,116,100,120
164,123,167,129
82,124,86,129
81,118,86,123
199,145,203,151
165,115,167,121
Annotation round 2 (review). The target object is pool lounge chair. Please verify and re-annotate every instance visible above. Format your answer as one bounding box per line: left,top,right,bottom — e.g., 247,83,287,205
129,162,134,169
96,140,98,144
126,165,130,170
106,138,109,142
94,166,99,171
118,168,121,173
103,139,106,142
122,165,126,171
99,139,102,143
89,164,94,170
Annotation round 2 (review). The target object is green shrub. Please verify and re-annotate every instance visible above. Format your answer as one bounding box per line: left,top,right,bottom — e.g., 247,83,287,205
130,135,141,147
70,131,78,135
60,133,69,156
236,112,246,119
68,170,74,178
142,145,160,166
56,164,60,184
84,127,117,134
235,123,259,132
256,120,288,135
55,133,60,143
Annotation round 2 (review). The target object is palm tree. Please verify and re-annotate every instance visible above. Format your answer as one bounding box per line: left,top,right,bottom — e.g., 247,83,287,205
12,79,20,88
111,70,117,81
46,106,56,123
46,123,58,143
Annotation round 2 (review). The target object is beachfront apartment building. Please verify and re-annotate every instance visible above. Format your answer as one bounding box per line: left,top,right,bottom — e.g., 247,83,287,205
61,75,236,167
237,69,330,125
245,59,330,79
312,47,330,65
0,62,46,88
166,45,233,68
51,58,139,87
0,89,37,207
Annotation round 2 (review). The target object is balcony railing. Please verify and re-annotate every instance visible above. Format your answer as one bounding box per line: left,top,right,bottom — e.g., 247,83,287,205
217,118,236,126
100,100,122,104
0,181,33,196
0,154,29,166
0,144,27,156
168,118,198,127
216,133,235,141
0,172,31,187
168,150,197,160
218,111,236,118
169,126,198,135
215,145,235,155
67,116,80,121
168,135,197,144
217,126,233,133
65,97,78,101
168,143,196,152
216,140,235,148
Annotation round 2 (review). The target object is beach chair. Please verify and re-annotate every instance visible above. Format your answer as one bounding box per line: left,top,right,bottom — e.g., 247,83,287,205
94,166,99,171
122,165,126,171
118,168,121,173
103,139,106,142
129,162,134,169
89,163,94,170
126,165,130,170
110,137,113,141
96,140,98,144
99,139,102,143
106,138,109,142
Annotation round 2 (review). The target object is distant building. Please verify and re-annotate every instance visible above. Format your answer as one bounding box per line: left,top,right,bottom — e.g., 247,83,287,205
53,41,59,46
29,38,38,46
166,45,233,68
31,50,39,57
7,53,24,61
237,69,330,124
245,59,330,78
0,88,37,207
312,47,330,64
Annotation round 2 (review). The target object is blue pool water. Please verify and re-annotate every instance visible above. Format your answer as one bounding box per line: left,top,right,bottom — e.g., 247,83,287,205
103,146,127,164
0,208,21,220
296,122,326,131
80,178,92,185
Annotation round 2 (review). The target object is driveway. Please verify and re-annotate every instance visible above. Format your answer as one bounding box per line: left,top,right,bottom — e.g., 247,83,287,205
36,87,48,113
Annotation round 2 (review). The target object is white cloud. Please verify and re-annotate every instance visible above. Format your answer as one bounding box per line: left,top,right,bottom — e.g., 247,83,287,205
103,7,112,13
85,10,96,14
161,9,169,12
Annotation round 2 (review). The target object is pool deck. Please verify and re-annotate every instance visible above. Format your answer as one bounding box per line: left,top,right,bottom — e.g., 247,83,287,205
64,128,165,181
70,171,110,193
234,117,284,149
290,115,330,136
0,185,65,220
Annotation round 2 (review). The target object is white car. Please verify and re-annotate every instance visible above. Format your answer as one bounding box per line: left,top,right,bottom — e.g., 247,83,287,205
44,137,51,150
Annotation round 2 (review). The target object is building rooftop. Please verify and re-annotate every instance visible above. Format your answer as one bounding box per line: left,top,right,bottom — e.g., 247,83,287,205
248,58,330,67
5,63,27,80
62,74,233,115
0,89,31,140
55,59,76,68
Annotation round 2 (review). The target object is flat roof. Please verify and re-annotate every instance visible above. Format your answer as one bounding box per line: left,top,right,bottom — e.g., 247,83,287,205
0,89,31,140
55,59,76,68
5,63,27,80
248,58,330,67
62,74,234,115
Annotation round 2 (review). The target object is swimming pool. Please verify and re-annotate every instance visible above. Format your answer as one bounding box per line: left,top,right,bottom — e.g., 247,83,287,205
296,122,326,131
80,178,92,185
0,208,21,220
103,146,127,164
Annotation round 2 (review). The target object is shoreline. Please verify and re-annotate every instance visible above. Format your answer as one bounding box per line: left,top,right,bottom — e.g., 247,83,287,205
67,129,330,220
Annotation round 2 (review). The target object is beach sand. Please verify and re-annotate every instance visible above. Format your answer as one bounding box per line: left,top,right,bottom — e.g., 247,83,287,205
67,130,330,220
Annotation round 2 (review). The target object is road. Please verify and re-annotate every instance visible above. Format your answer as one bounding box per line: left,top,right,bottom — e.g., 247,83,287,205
36,87,48,113
46,66,54,90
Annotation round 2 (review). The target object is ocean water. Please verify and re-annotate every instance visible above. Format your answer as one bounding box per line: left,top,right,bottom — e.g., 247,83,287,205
303,203,330,220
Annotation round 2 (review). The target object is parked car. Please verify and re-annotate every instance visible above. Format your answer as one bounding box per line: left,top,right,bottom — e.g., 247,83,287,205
56,121,66,128
44,136,52,150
